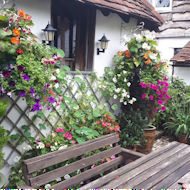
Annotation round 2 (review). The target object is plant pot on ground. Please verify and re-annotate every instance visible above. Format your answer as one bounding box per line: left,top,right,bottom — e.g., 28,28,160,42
137,125,156,154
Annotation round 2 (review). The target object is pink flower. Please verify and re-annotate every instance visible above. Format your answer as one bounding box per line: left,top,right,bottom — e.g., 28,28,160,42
156,91,161,95
101,159,104,164
67,134,73,140
149,95,154,101
56,128,64,132
111,155,116,160
161,106,166,111
165,94,171,100
91,165,96,168
64,132,69,138
142,94,146,99
110,144,113,147
36,139,41,142
59,96,63,101
72,140,76,144
158,100,163,105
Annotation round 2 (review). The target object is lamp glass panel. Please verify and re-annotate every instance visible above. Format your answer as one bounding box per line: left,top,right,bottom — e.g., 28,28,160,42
47,31,55,41
101,41,108,49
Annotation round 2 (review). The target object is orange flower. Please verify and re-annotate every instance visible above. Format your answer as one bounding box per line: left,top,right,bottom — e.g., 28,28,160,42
11,37,20,44
145,59,151,64
19,10,25,17
106,158,111,162
118,51,123,56
144,54,148,59
148,51,151,55
125,50,131,58
13,29,20,36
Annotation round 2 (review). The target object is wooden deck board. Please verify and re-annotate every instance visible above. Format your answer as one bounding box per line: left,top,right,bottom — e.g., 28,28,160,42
134,146,190,189
118,144,190,189
102,143,187,188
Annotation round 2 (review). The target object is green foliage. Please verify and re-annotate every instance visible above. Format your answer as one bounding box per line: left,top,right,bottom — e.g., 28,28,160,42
0,98,9,119
0,126,9,169
118,109,148,147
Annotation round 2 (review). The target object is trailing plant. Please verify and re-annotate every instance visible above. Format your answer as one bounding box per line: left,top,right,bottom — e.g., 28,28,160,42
99,32,170,117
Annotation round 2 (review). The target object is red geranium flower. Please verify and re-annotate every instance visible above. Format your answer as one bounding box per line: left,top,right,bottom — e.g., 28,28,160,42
17,48,23,54
46,143,50,148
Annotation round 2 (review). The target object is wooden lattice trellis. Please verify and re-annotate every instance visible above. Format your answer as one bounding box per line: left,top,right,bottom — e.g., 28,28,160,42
0,71,119,174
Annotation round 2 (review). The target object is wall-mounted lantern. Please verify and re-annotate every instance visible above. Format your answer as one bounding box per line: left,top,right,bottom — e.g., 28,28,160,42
97,34,110,55
42,23,57,46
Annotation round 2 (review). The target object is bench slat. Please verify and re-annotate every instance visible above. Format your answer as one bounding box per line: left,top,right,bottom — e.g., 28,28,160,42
30,145,121,187
80,141,179,189
51,156,123,190
24,133,119,174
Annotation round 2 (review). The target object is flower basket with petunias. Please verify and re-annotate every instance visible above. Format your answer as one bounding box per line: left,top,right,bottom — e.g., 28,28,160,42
0,9,65,111
99,32,170,117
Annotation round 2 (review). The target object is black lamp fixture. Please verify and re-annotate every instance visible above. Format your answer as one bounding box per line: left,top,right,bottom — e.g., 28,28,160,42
97,34,110,55
42,22,57,46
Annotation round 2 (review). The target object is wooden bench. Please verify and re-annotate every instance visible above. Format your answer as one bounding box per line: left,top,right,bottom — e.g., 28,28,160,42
19,133,144,189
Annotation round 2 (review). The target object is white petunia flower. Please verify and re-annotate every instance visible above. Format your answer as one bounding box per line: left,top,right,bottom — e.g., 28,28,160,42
64,174,71,180
120,98,124,103
123,35,131,43
55,83,59,88
56,68,60,74
113,95,118,99
113,77,117,83
37,142,45,149
132,97,137,102
50,146,56,151
142,43,150,50
149,53,157,60
127,82,131,87
45,184,51,189
56,177,62,182
123,70,127,74
134,34,143,42
117,74,121,77
115,88,121,93
50,75,56,81
58,145,68,150
55,142,58,146
124,101,127,105
122,92,127,97
145,32,155,41
127,95,130,98
129,100,134,104
124,78,127,82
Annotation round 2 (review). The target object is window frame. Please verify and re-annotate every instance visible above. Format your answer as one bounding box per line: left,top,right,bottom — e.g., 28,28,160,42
149,0,172,12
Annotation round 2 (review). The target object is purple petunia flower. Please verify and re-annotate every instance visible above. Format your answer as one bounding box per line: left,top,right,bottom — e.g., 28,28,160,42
31,103,41,111
8,81,16,87
19,90,26,97
46,106,51,110
1,88,5,94
22,74,30,81
9,64,14,70
17,65,24,72
43,88,46,94
2,70,10,78
48,96,55,103
35,98,41,103
46,83,50,89
30,88,35,94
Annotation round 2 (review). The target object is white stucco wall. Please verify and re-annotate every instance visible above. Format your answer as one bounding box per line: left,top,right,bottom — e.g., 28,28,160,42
157,37,190,84
93,10,138,76
15,0,51,41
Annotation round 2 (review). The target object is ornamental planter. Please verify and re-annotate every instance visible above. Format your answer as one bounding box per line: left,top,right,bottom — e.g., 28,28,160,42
137,125,156,154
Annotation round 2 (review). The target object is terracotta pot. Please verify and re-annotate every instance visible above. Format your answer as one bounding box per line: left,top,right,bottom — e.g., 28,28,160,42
137,125,156,154
177,133,188,144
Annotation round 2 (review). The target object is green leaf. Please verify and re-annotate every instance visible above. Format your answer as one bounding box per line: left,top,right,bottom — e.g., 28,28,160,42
74,111,82,118
37,110,45,119
111,104,118,110
10,134,21,141
74,76,83,83
63,65,70,71
134,60,141,67
93,109,101,117
76,137,86,144
24,132,31,138
21,125,30,132
61,103,66,110
57,69,66,80
0,15,8,21
76,69,82,75
39,123,46,130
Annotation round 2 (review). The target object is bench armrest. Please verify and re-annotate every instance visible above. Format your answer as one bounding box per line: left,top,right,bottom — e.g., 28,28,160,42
120,148,144,164
18,184,35,189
